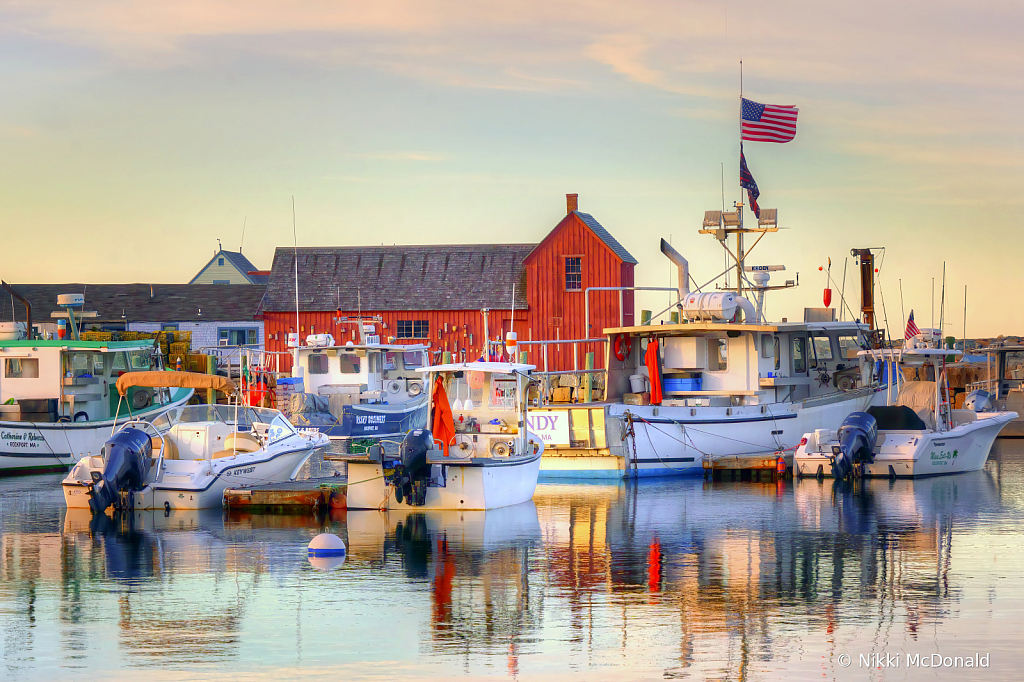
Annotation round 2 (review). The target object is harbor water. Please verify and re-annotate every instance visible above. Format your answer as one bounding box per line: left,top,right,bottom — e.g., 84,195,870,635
3,442,1024,681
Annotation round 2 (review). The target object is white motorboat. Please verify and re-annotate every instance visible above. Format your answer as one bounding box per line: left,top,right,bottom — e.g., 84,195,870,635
794,348,1016,478
339,361,544,510
0,333,191,476
62,372,328,511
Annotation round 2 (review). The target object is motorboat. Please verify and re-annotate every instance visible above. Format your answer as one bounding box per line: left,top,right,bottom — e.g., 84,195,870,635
338,361,544,510
287,330,430,443
532,210,886,478
794,347,1016,478
0,317,191,476
62,372,329,510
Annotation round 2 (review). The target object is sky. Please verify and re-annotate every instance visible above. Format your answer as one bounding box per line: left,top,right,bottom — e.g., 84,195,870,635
1,1,1021,336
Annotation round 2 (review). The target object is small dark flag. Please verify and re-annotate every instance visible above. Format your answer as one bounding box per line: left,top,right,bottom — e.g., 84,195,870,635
740,149,760,219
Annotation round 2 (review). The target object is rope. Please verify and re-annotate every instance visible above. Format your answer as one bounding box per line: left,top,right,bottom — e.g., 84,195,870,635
627,412,799,470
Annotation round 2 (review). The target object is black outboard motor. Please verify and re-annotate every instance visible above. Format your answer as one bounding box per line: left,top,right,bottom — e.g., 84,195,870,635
830,412,878,480
88,428,152,513
385,429,433,506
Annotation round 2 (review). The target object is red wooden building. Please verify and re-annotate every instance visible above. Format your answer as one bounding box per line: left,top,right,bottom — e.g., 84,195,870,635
262,195,636,372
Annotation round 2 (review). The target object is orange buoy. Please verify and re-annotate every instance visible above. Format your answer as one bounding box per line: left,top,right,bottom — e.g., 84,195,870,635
776,455,786,475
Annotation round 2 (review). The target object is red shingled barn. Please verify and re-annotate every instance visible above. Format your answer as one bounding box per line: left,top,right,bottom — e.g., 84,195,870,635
261,195,637,372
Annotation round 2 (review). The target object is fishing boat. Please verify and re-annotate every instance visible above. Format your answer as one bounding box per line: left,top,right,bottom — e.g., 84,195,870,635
62,372,329,510
965,343,1024,437
0,316,191,476
339,361,544,510
794,347,1016,478
287,326,430,443
533,212,886,478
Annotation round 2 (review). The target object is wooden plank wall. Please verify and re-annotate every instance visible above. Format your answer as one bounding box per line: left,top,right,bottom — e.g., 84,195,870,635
523,213,633,370
264,309,528,372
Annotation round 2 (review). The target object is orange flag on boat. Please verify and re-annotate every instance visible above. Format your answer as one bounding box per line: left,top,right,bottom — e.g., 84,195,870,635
431,377,456,453
645,338,663,405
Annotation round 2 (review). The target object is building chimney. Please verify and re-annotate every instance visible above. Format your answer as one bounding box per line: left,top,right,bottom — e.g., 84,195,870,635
566,193,578,214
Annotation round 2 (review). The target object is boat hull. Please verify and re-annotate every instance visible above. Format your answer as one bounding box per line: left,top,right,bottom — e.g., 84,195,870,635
539,387,881,479
0,391,193,476
346,452,542,511
794,412,1016,478
63,444,322,511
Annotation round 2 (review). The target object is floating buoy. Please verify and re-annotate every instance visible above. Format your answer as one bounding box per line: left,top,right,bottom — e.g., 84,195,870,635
776,455,786,475
307,533,346,571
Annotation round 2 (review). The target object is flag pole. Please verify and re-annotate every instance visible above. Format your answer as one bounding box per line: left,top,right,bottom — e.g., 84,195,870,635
738,60,744,297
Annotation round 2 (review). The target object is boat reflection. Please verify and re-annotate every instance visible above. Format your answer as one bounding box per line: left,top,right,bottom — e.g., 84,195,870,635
346,503,542,674
0,453,1019,679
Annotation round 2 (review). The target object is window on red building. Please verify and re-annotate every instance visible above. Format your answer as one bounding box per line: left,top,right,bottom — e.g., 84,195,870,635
565,257,582,291
397,320,429,339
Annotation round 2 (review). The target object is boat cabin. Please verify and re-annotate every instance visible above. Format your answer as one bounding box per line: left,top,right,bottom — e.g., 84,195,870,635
0,339,175,423
295,342,430,405
420,361,542,459
602,318,874,407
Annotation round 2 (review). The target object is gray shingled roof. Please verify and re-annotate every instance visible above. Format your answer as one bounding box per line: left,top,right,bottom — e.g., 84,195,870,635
1,284,267,323
190,249,264,284
574,212,638,264
264,245,534,312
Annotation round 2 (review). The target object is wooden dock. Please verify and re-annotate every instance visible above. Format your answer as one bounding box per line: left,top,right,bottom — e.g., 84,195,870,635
703,452,792,482
223,478,347,512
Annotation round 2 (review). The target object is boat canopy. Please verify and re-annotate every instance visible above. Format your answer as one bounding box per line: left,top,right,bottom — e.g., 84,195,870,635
416,361,535,374
116,371,237,396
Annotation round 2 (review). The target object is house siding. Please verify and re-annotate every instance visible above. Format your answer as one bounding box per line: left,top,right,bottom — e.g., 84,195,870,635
129,321,264,351
190,262,251,285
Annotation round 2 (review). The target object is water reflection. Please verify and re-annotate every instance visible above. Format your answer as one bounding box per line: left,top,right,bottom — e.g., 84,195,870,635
1,444,1023,680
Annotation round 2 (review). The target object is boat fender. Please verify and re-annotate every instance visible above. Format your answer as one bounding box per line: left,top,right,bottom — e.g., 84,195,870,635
73,411,89,422
614,334,633,361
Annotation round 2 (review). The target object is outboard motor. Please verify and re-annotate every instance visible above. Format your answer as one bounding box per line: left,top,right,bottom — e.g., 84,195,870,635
384,429,433,506
964,389,994,413
830,412,878,480
88,428,152,513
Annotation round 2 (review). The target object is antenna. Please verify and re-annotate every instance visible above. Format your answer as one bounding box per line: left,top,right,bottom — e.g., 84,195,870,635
240,216,247,253
292,196,300,361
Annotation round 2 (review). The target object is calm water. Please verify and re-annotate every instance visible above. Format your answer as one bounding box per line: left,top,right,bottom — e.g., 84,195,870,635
3,443,1024,681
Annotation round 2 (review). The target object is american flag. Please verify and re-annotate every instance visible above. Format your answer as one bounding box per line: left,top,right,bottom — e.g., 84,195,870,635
739,148,761,218
905,310,921,339
742,98,798,143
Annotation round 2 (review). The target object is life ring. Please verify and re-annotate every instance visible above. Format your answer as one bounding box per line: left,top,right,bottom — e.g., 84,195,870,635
614,334,633,361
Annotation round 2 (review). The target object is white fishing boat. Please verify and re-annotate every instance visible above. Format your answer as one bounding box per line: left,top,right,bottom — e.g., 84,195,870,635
289,331,430,442
339,361,544,510
794,348,1016,478
535,212,886,478
62,372,328,511
0,316,191,476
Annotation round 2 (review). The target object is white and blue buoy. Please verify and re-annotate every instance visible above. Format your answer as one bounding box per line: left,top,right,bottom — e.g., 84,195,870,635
307,533,346,571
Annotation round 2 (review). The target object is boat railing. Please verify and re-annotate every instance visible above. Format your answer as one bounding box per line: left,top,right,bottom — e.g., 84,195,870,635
490,338,607,404
967,378,999,396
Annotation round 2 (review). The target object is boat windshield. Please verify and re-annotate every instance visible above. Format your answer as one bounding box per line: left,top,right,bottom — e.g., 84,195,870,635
150,405,296,441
